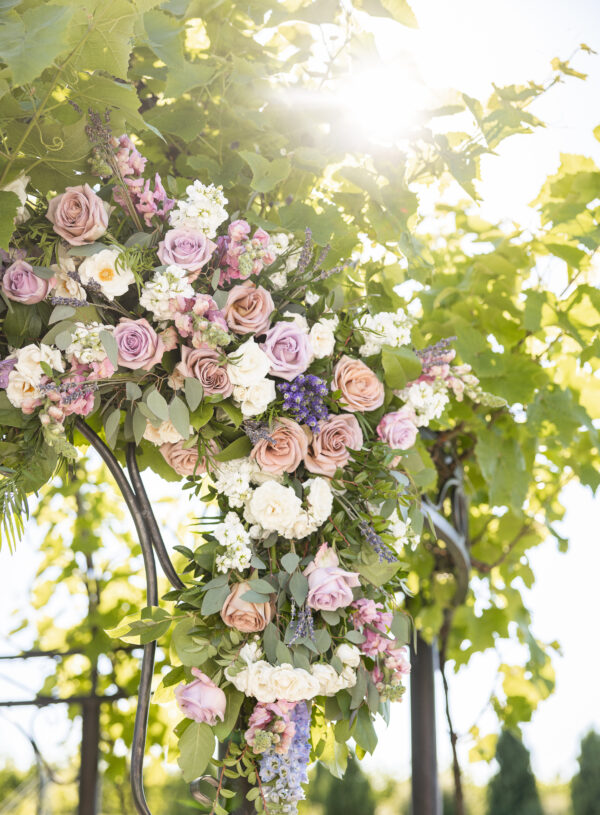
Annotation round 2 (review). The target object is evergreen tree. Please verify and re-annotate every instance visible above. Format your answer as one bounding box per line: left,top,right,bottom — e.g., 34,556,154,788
306,757,375,815
487,730,543,815
572,731,600,815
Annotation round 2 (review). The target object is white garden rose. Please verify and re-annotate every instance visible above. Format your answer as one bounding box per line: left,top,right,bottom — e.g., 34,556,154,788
246,481,302,536
335,643,361,668
305,477,333,524
340,665,358,689
309,317,337,359
227,339,271,387
282,311,309,332
51,246,86,302
15,343,64,385
226,666,249,694
79,248,135,300
143,419,183,446
311,663,344,696
270,664,320,701
239,640,263,665
290,511,317,540
233,378,276,417
6,371,39,409
246,661,277,702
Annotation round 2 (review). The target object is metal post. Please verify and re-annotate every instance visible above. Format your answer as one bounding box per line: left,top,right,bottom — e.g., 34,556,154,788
410,635,441,815
78,695,100,815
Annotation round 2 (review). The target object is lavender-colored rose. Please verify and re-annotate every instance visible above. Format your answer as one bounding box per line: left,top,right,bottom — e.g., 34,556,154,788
175,344,233,397
260,321,312,381
2,261,53,304
304,543,360,612
224,281,274,335
376,407,418,450
157,228,216,280
174,668,226,725
0,357,17,389
113,318,165,371
46,184,109,246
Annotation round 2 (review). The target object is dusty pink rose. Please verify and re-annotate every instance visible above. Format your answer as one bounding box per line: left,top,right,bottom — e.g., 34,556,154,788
304,414,363,477
157,228,216,280
46,184,109,245
220,582,274,633
304,544,360,612
376,407,418,451
385,646,411,675
1,260,53,304
114,318,165,370
175,668,226,725
175,344,232,397
160,440,204,477
224,282,274,335
250,418,308,475
260,322,312,381
332,355,384,413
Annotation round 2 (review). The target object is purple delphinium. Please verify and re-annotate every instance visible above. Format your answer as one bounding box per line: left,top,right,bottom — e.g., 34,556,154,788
259,702,311,814
0,358,17,389
278,374,329,430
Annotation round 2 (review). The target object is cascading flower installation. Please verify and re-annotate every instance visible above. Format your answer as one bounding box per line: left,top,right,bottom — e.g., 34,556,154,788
0,125,503,813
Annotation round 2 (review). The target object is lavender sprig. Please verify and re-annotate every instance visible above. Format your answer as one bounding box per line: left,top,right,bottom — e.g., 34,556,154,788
243,420,277,446
359,520,396,563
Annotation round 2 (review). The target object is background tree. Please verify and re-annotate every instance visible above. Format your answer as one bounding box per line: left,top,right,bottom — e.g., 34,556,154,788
572,731,600,815
487,730,543,815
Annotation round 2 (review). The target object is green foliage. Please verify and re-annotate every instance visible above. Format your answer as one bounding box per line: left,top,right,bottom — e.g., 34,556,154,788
572,731,600,815
487,730,543,815
306,757,376,815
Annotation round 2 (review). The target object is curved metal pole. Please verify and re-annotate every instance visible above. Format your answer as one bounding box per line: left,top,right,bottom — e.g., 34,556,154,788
74,419,158,815
126,445,185,590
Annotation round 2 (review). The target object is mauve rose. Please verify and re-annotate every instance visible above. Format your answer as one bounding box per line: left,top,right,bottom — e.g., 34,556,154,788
220,582,273,633
224,282,274,335
250,417,308,475
2,260,53,304
46,184,109,246
304,544,360,612
0,358,17,389
376,407,418,450
114,318,165,370
305,413,363,477
157,228,216,280
160,439,216,477
260,321,312,381
175,668,226,725
175,344,233,397
333,355,384,413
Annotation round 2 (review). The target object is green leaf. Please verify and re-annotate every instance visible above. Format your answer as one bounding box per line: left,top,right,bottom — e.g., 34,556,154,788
132,407,146,446
172,618,207,667
357,557,400,586
276,641,293,665
169,396,190,439
381,345,422,390
214,435,252,462
475,428,528,508
354,706,378,753
103,409,121,449
67,0,137,78
289,571,309,605
239,151,291,193
146,388,169,421
0,5,74,86
360,0,418,27
177,722,215,782
280,552,300,573
263,622,280,662
201,586,230,616
214,686,244,740
126,381,143,401
49,305,76,325
184,377,204,412
390,612,411,645
100,330,118,368
0,191,20,249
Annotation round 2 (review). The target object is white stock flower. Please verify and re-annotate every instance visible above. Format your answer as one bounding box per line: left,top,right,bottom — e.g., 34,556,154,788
227,339,271,387
14,343,64,385
335,643,361,668
239,640,263,665
213,458,256,508
66,322,112,364
398,379,449,427
309,317,337,359
140,264,194,321
169,181,228,237
269,270,287,289
388,510,419,552
357,309,413,357
232,378,276,417
245,482,303,536
79,248,134,300
143,419,183,446
214,511,252,573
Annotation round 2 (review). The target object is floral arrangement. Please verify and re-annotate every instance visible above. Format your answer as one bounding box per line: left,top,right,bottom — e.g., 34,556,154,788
0,129,500,812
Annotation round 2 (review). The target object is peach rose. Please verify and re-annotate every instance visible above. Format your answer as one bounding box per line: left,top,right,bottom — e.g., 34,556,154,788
46,184,109,245
304,413,363,477
159,439,213,477
220,582,274,632
250,417,308,475
175,344,233,397
332,355,384,413
224,281,274,335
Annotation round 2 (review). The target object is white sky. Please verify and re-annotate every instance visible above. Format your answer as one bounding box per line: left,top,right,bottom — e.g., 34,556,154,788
1,0,600,791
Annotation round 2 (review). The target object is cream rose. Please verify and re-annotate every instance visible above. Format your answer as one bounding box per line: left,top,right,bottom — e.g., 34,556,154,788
309,317,337,359
305,477,333,524
269,664,320,702
6,371,40,412
227,339,271,387
335,643,361,668
15,344,64,385
246,661,277,703
233,379,276,417
250,418,308,475
246,481,302,536
332,355,385,413
311,663,346,696
79,248,134,300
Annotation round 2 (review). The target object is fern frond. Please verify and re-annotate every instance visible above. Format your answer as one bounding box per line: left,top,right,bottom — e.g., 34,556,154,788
0,468,29,552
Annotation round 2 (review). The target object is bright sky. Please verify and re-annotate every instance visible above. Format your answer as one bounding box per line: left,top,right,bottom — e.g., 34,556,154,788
1,0,600,791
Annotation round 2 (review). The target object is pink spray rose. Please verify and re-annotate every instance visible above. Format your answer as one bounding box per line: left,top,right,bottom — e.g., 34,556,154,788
157,228,216,280
175,344,233,397
114,318,165,371
304,413,363,477
224,281,274,335
260,321,312,381
332,356,385,413
304,544,360,612
175,668,226,725
46,184,109,245
1,260,53,304
250,418,308,475
376,407,418,451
